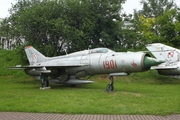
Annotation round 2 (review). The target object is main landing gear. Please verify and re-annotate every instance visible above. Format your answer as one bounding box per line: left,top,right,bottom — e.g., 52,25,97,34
106,76,114,92
40,75,51,89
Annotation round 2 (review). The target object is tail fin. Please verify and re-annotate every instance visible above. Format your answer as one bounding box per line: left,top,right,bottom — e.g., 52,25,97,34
25,46,48,65
146,43,180,63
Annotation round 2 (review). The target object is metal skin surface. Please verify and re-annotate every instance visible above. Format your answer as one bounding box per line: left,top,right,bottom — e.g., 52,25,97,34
9,46,163,91
146,43,180,78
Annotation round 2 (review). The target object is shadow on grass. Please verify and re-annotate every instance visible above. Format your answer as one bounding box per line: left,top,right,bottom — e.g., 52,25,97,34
129,70,180,85
154,75,180,85
49,83,101,90
14,78,100,90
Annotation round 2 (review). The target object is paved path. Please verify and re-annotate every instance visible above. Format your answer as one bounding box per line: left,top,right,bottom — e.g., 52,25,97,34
0,112,180,120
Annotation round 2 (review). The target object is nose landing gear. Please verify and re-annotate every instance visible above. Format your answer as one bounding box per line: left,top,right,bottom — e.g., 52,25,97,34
106,76,114,92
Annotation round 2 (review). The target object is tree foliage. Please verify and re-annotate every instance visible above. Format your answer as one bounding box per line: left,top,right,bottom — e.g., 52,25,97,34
139,0,176,18
1,0,180,54
133,0,179,47
0,0,126,56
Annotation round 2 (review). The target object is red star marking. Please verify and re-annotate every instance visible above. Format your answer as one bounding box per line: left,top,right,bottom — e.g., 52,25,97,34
131,61,137,67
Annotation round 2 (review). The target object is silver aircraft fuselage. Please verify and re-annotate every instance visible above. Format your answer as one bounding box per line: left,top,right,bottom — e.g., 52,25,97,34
9,46,163,90
24,47,162,78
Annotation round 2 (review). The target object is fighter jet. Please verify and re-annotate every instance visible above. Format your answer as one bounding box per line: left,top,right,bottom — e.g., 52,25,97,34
146,43,180,78
9,46,163,91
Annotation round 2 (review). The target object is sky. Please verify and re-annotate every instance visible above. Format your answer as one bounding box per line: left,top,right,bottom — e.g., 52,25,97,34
0,0,180,18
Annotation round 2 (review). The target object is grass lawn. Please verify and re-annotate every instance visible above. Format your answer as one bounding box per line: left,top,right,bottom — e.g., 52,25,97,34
0,71,180,115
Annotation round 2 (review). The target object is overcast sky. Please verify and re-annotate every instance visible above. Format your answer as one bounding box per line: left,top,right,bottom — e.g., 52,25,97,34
0,0,180,18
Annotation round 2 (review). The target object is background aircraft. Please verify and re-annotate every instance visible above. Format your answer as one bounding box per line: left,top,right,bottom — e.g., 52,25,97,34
9,46,163,91
146,43,180,78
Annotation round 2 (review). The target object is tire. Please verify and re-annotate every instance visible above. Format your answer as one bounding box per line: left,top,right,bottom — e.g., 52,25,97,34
106,84,114,92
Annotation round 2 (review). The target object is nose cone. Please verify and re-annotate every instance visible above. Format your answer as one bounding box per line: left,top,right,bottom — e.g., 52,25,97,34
144,56,164,70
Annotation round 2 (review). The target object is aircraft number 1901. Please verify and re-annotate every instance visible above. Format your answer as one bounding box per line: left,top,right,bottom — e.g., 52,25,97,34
103,60,118,70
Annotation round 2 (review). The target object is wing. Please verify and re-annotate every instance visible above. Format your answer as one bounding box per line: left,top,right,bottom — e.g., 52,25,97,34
8,63,88,69
8,64,89,75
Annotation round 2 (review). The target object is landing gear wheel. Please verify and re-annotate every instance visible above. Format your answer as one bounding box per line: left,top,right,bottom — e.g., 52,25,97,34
41,78,49,87
41,79,45,87
105,76,114,92
106,84,114,92
40,75,50,89
45,79,49,87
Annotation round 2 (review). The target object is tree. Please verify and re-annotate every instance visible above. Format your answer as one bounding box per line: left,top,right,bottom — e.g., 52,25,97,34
85,0,126,49
133,0,177,46
0,0,126,56
174,8,180,47
155,9,177,45
139,0,176,18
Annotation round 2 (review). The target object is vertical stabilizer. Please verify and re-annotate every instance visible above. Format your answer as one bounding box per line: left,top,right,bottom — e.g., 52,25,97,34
146,43,180,63
25,46,48,65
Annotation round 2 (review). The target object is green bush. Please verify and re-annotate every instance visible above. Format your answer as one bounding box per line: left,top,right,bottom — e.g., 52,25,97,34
0,48,28,76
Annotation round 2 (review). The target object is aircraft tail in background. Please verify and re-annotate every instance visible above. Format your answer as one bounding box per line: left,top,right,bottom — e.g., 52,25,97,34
146,43,180,63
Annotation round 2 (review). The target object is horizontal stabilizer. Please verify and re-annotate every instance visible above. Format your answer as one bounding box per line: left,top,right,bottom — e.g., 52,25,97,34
8,67,25,70
8,65,43,69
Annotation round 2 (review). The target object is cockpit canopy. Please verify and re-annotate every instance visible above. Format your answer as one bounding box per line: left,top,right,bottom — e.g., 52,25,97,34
65,47,114,57
90,48,114,54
